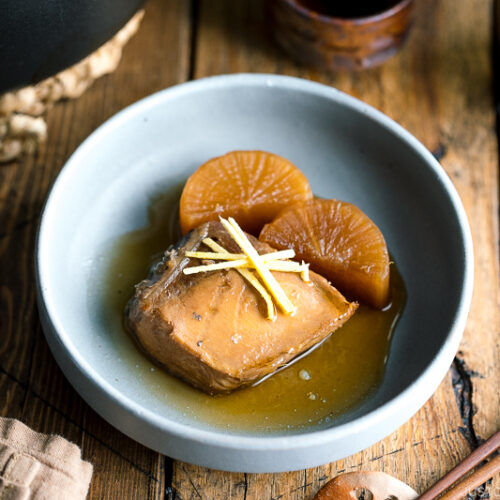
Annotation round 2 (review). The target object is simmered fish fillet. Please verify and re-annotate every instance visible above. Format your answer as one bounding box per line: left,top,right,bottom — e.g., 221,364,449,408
125,221,357,394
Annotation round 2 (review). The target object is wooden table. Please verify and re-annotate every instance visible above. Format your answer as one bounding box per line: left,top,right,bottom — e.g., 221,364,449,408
1,0,499,498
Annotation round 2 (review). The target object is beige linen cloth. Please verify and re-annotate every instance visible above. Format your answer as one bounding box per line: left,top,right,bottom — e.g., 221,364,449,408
0,418,92,500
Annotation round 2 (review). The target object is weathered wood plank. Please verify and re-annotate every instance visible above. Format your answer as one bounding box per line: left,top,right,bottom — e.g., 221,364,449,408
0,373,25,417
2,0,498,498
172,0,500,498
0,0,192,498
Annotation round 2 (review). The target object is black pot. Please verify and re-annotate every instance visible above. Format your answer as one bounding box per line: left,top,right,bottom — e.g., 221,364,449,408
0,0,146,94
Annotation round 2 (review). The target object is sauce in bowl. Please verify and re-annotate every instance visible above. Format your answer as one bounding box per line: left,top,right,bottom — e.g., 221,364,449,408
102,186,405,433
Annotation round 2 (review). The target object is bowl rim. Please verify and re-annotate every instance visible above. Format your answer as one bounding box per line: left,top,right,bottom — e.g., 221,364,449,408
280,0,414,26
35,73,473,454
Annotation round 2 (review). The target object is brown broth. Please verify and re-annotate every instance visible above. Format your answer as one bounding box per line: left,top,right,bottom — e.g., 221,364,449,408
104,185,405,433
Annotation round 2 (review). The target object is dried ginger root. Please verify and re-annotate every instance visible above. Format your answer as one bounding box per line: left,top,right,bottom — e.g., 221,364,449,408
0,10,144,163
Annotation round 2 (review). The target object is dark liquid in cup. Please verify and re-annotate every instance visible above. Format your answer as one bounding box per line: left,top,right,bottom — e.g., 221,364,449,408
298,0,401,18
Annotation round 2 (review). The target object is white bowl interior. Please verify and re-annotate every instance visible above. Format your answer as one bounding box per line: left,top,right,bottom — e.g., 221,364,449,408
37,75,472,470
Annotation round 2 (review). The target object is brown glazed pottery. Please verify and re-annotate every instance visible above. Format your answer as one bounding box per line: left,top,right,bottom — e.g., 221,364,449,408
270,0,414,70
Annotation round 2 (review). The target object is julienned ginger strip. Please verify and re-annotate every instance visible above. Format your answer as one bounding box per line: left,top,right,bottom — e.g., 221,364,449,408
183,257,308,275
220,217,296,315
191,243,310,282
185,249,295,262
182,220,309,318
201,237,276,320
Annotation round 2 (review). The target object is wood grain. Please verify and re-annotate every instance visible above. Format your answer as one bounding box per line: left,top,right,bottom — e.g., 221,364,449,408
0,1,191,498
0,0,499,498
172,0,500,498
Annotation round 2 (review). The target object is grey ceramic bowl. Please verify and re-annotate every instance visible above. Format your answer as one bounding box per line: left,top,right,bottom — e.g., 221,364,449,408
35,74,473,473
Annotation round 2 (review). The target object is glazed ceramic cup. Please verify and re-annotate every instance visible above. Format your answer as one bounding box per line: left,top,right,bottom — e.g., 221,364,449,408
270,0,414,70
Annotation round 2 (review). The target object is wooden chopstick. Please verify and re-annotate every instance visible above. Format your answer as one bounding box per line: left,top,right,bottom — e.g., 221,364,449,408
418,429,500,500
438,453,500,500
